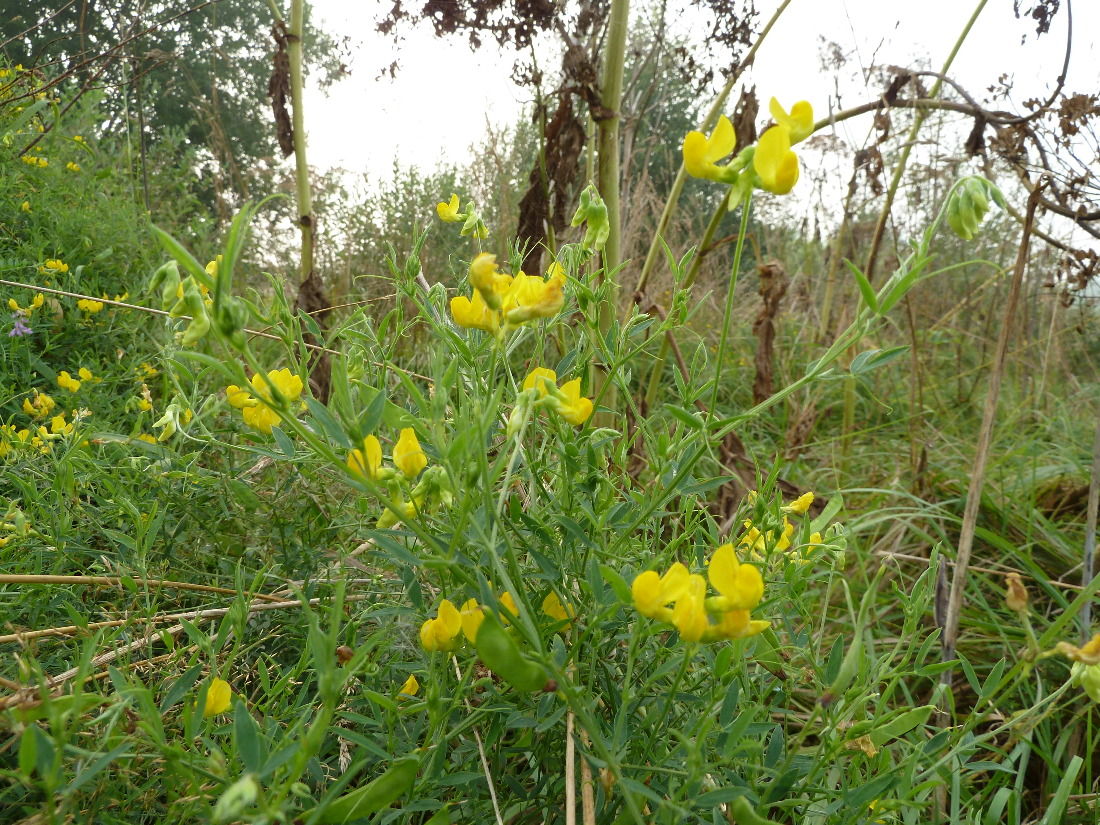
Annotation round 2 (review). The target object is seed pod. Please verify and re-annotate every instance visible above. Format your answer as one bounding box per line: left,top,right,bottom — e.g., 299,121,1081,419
475,612,549,692
312,754,419,823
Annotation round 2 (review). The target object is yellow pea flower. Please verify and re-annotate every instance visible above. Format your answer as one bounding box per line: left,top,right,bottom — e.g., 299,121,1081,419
450,289,499,333
9,293,45,315
682,115,736,181
393,428,427,479
419,599,463,652
57,371,81,392
20,201,30,212
50,413,73,436
77,298,105,313
228,369,305,434
460,599,485,642
468,253,512,311
347,434,383,481
753,125,799,195
769,98,814,144
670,574,709,642
712,608,770,641
523,367,558,396
783,491,814,515
39,259,68,274
23,390,56,419
1058,633,1100,665
398,674,420,698
542,592,575,628
436,193,462,222
632,562,691,620
498,591,519,624
202,677,232,717
553,378,594,425
77,367,94,382
136,433,157,444
502,267,565,325
707,543,764,610
65,161,80,172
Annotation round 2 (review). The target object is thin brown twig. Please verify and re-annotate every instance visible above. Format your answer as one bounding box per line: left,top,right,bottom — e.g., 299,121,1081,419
0,574,286,604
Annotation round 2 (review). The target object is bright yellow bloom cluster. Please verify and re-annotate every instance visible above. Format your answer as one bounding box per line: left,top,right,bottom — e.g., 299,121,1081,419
451,254,565,337
21,155,48,168
740,490,822,563
681,98,814,196
39,259,68,275
225,368,304,435
22,390,56,419
436,193,488,238
419,590,565,652
631,544,769,643
8,293,44,315
65,161,80,172
77,298,105,313
347,428,452,529
57,371,81,392
521,368,594,426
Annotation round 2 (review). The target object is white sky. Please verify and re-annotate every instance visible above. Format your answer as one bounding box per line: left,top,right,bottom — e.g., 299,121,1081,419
303,0,1097,181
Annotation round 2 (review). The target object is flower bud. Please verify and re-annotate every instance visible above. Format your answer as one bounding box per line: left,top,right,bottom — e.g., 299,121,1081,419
1004,572,1028,613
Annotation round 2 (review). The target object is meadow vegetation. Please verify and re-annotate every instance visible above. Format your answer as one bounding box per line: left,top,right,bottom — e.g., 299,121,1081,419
1,2,1099,824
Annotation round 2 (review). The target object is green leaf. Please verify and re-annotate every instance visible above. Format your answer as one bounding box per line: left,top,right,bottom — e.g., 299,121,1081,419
159,664,204,712
233,701,264,774
843,259,879,313
868,705,934,747
305,397,351,448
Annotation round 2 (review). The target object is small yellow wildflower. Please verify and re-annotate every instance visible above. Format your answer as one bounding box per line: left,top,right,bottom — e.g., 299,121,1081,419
460,599,485,642
436,193,462,222
73,135,85,144
138,362,159,379
20,200,30,212
450,288,498,333
541,592,575,628
520,368,593,426
57,371,81,392
136,433,157,444
49,413,72,436
768,98,814,144
78,367,94,383
753,125,799,195
398,674,420,698
39,259,69,275
65,161,80,172
9,293,44,315
22,390,56,419
226,368,305,434
347,434,383,481
393,428,427,479
1058,633,1100,665
202,678,232,717
77,298,105,313
707,543,765,610
682,114,736,181
419,599,463,652
782,491,814,515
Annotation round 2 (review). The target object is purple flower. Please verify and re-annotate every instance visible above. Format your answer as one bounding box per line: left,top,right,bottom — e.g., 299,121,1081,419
8,314,32,337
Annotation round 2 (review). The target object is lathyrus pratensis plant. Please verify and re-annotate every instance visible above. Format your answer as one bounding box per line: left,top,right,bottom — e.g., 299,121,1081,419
138,95,1062,824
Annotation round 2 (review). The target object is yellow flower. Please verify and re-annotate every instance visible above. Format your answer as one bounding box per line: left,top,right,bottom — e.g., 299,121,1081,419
632,562,691,620
49,413,72,436
553,378,593,425
20,200,30,212
783,491,814,515
753,125,799,195
228,369,305,434
502,267,565,325
65,161,80,172
523,367,558,396
136,433,157,444
468,253,511,311
768,98,814,144
202,677,232,717
542,592,575,627
739,518,794,556
707,544,764,610
450,289,499,333
22,390,56,419
77,298,104,313
419,599,463,652
460,599,485,642
436,193,462,222
347,434,383,481
77,367,94,382
393,428,427,479
57,371,81,392
712,608,771,641
398,674,420,698
205,255,223,278
682,115,736,181
73,135,85,144
498,591,519,624
671,574,709,642
9,293,45,314
1058,633,1100,665
138,362,159,379
39,259,69,275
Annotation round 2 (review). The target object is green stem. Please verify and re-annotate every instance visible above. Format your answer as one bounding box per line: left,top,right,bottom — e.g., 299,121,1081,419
708,192,752,415
287,0,314,287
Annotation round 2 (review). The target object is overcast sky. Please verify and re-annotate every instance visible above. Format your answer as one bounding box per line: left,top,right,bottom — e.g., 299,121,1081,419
302,0,1097,182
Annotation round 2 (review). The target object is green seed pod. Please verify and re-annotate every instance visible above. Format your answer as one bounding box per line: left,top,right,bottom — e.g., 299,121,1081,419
312,754,420,823
475,612,549,692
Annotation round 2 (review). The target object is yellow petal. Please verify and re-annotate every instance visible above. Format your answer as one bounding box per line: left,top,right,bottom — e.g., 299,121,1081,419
769,98,814,144
753,125,799,195
784,492,814,514
632,570,663,617
398,674,420,697
460,599,485,642
523,367,558,396
203,678,232,717
393,428,427,479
